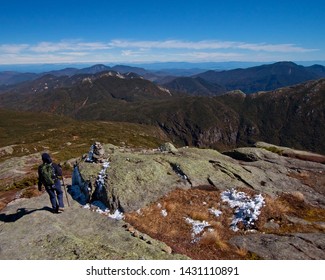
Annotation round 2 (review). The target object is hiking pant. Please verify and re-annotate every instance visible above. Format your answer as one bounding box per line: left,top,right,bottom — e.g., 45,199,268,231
45,184,64,210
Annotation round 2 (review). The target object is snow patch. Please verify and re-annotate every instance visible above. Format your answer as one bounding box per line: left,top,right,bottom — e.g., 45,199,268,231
161,209,168,217
116,72,125,79
108,209,124,220
82,202,123,220
221,189,265,232
70,145,124,221
82,204,90,209
185,217,210,243
85,144,94,162
158,86,171,95
96,161,110,187
100,71,125,79
82,77,93,84
208,208,222,217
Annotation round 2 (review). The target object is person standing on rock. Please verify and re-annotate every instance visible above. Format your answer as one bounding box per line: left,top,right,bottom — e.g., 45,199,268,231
38,153,65,213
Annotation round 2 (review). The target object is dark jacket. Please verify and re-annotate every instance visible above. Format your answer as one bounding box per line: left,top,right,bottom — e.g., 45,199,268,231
38,153,62,188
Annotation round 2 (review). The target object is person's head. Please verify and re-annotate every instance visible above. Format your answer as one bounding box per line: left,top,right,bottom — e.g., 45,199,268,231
41,153,52,164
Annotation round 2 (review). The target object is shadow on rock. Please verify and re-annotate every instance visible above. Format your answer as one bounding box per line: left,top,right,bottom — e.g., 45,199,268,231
0,207,53,223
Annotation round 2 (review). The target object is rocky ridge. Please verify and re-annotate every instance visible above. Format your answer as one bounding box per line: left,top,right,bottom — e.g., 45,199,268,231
76,143,325,212
0,142,324,259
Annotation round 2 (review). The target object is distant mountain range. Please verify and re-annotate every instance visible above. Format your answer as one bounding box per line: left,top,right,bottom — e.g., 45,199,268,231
0,64,150,86
1,60,325,72
0,63,324,154
1,61,325,97
163,61,325,95
0,63,205,87
0,70,172,117
162,76,226,96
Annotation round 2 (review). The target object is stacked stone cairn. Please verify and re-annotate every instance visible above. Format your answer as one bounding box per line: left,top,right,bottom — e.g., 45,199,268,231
86,141,106,163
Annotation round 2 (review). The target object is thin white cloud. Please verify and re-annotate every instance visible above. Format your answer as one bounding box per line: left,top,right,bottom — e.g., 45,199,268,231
108,39,316,53
77,42,112,50
0,39,320,64
109,39,235,50
58,52,90,56
0,44,29,54
29,41,112,53
0,40,317,54
109,39,240,50
121,49,147,57
182,51,245,61
237,43,318,53
29,42,69,53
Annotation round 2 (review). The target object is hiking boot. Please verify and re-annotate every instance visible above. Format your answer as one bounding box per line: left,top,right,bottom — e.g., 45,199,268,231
58,208,65,213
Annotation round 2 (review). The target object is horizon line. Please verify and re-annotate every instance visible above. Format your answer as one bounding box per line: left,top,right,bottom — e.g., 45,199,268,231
1,59,325,66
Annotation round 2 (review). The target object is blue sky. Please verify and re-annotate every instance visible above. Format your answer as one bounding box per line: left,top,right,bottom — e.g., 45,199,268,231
1,0,325,65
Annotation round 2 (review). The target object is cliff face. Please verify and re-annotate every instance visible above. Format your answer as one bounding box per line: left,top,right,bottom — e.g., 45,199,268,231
104,78,324,154
158,79,325,153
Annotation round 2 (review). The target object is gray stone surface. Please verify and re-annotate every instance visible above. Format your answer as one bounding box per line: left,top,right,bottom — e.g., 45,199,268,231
77,144,325,212
1,142,325,260
0,193,188,260
230,233,325,260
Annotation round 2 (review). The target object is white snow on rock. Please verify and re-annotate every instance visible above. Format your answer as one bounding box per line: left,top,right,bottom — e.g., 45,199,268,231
94,161,125,220
161,209,168,217
82,202,124,220
116,72,125,79
96,161,109,191
208,207,222,217
82,202,109,214
108,209,124,220
221,188,265,232
185,217,210,243
82,204,90,209
70,146,125,221
158,86,171,95
85,144,94,162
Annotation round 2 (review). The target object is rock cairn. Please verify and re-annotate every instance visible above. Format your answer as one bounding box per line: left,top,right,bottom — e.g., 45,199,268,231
86,141,106,163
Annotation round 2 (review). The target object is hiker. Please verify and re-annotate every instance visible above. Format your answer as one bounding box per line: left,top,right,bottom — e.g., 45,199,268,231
38,153,65,213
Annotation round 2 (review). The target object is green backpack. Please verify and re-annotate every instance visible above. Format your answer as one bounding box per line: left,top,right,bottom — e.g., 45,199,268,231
40,163,56,186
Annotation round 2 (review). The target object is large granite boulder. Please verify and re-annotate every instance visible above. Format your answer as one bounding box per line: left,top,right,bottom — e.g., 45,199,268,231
73,143,325,213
